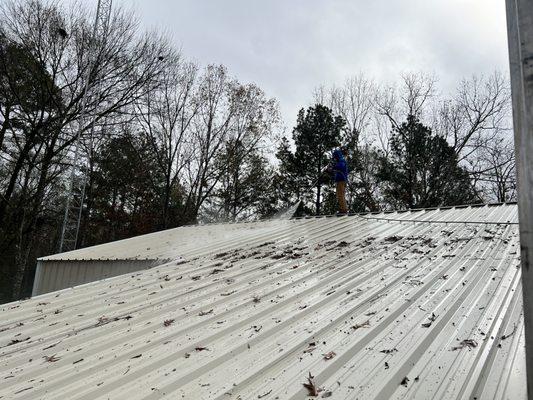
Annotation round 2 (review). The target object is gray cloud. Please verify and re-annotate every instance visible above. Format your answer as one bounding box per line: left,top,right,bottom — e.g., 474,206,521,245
85,0,510,128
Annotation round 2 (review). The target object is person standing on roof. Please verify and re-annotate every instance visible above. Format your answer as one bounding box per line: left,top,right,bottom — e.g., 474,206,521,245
329,149,349,215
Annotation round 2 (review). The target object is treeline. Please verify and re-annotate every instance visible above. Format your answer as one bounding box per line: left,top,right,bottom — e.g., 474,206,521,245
0,0,515,303
280,72,514,216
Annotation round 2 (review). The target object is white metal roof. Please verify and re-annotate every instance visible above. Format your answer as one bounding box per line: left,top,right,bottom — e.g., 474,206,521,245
0,203,525,399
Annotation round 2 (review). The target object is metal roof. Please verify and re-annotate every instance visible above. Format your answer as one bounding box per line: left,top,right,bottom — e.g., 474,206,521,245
0,203,525,399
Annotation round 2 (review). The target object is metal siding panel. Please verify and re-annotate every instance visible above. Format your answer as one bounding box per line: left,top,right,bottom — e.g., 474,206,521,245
0,205,524,399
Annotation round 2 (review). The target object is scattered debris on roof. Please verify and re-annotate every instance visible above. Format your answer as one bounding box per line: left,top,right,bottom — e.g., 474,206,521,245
0,204,525,399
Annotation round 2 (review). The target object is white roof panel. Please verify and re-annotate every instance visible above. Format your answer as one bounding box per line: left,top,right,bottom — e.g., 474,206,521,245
0,204,524,399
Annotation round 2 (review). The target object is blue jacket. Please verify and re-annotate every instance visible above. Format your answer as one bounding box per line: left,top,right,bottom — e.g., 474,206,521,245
332,150,348,182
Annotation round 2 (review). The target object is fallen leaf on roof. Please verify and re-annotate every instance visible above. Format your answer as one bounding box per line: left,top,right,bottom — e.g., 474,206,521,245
221,291,236,296
195,347,209,352
72,358,84,364
336,241,349,248
384,362,389,369
163,319,175,327
352,320,370,330
365,311,376,316
303,372,321,397
8,337,30,346
43,354,60,362
385,236,403,243
501,324,517,340
380,348,398,354
322,391,333,398
323,351,336,360
14,387,33,394
303,342,317,353
199,309,213,316
209,269,225,275
451,339,478,351
96,316,110,326
271,253,285,260
400,377,409,387
258,389,273,398
42,341,61,350
252,296,261,303
191,276,201,281
130,354,142,359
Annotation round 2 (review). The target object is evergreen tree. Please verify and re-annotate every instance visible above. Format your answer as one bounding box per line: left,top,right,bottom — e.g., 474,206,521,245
88,133,174,244
378,115,476,209
205,139,276,221
291,105,345,215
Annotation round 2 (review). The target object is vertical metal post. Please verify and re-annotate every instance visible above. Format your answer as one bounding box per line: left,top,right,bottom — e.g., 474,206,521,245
59,0,113,253
506,0,533,397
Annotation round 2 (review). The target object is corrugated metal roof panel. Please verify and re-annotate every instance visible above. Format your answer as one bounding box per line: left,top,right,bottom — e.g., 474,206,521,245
0,204,524,399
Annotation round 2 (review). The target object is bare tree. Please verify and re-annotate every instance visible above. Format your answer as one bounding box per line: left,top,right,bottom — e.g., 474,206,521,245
471,136,516,203
375,72,437,131
0,0,169,300
209,83,280,221
434,72,511,161
181,65,237,222
134,52,199,227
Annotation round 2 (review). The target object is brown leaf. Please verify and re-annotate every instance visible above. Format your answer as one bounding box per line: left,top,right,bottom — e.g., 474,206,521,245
130,354,142,359
352,320,370,330
195,346,209,352
400,376,409,387
303,372,321,397
322,391,333,398
43,354,60,362
501,324,517,340
451,339,478,351
163,319,175,327
303,342,317,354
209,269,225,275
258,389,273,398
380,348,398,354
199,309,213,316
8,337,30,346
323,351,336,360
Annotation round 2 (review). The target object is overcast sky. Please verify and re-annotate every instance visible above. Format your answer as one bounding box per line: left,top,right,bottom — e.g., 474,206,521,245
92,0,510,128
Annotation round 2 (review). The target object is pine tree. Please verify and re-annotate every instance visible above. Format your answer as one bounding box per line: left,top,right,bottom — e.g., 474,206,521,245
378,115,476,209
291,105,345,215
